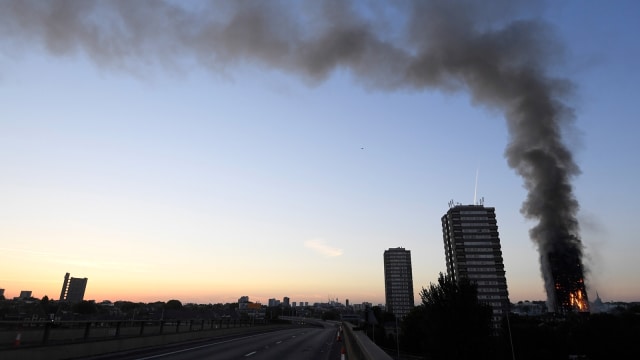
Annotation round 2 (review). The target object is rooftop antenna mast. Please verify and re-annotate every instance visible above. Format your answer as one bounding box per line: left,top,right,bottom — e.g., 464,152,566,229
473,168,479,205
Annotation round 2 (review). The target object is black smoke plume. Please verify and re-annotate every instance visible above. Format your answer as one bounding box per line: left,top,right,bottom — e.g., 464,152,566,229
0,0,588,312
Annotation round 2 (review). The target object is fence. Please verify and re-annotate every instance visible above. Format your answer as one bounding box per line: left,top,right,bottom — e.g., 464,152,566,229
1,318,256,349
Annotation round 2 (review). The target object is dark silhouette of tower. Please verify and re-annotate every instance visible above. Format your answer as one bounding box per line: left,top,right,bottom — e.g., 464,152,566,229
442,204,510,331
59,272,88,303
383,247,414,319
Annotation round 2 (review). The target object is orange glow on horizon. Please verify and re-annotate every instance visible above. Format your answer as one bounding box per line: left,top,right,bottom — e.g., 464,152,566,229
2,275,384,305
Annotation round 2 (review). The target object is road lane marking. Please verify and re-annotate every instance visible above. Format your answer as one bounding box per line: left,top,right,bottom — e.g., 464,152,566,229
135,328,315,359
134,333,265,359
244,351,257,357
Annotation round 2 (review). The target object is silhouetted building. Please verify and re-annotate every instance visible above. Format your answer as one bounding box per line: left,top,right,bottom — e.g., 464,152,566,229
383,247,415,319
238,296,250,310
59,272,88,303
442,204,510,331
18,290,32,300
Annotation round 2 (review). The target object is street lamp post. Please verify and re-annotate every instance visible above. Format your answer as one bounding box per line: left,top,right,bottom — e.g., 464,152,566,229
396,316,400,359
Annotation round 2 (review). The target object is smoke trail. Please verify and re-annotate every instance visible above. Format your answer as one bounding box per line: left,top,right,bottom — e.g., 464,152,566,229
0,0,587,310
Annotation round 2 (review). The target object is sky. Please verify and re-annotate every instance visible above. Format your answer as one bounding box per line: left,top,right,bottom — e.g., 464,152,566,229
1,0,639,306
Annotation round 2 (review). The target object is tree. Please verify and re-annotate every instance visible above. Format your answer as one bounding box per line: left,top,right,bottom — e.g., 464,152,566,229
400,305,428,354
165,299,183,310
116,301,143,315
321,309,340,321
40,295,55,316
73,300,98,315
40,295,49,311
401,272,494,360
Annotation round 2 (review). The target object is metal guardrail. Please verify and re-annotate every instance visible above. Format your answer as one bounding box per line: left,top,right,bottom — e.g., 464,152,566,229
0,318,254,349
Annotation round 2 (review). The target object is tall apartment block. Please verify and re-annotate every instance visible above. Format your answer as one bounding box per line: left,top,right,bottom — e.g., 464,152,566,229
383,247,415,319
441,204,510,331
59,272,88,303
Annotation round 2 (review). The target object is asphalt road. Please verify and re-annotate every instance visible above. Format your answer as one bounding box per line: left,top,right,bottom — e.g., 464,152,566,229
80,323,345,360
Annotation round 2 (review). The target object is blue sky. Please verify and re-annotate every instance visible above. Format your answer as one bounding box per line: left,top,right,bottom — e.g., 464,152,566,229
1,0,639,305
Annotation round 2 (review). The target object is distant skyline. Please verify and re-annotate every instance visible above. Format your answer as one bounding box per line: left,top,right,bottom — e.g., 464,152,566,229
1,0,640,306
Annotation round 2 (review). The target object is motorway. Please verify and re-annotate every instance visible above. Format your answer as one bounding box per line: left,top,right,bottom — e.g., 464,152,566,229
80,322,344,360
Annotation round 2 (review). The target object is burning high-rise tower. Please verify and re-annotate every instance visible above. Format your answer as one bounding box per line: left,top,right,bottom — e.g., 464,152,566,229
545,245,589,314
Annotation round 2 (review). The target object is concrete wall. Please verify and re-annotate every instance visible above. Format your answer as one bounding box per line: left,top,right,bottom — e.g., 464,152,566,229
342,322,393,360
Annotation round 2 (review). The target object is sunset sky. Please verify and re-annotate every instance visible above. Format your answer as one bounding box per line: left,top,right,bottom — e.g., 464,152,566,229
1,0,639,306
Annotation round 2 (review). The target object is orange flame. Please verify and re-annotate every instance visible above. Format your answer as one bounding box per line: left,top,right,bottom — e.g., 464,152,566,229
569,289,589,312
